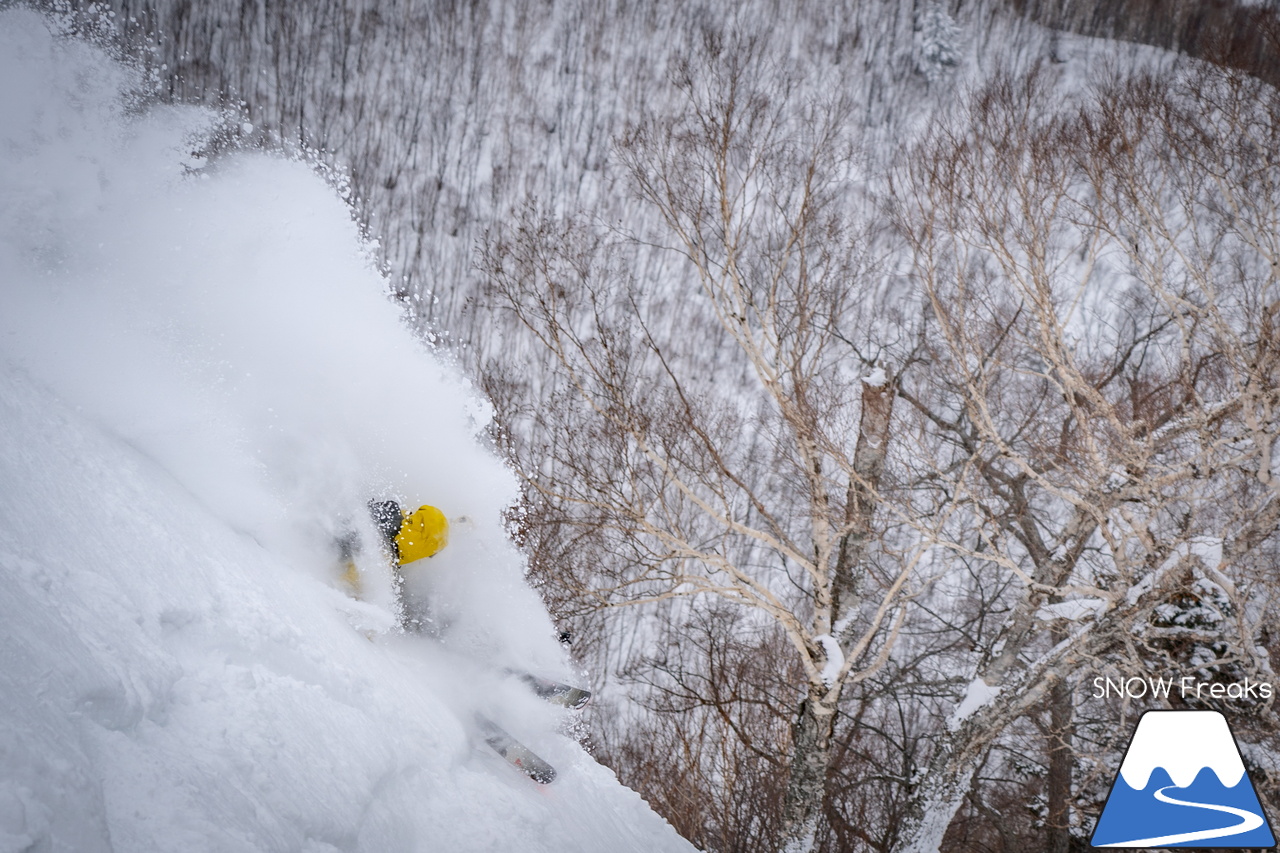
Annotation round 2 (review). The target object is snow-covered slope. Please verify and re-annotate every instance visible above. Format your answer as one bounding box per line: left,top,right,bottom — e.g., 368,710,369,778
0,11,693,852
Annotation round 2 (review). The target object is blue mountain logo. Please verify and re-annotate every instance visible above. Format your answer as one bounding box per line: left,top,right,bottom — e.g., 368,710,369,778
1092,710,1275,848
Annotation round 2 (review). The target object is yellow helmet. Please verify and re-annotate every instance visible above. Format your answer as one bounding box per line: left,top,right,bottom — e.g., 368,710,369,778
396,504,449,565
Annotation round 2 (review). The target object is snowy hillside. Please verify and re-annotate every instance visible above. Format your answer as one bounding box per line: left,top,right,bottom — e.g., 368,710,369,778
0,11,693,851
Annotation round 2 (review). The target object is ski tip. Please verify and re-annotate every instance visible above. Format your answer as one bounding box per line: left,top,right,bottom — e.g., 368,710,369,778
525,762,557,784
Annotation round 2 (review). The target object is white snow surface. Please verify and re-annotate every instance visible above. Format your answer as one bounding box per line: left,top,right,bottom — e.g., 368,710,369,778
813,634,844,688
0,11,692,852
862,366,888,388
1118,711,1246,790
1035,598,1107,622
947,678,1000,730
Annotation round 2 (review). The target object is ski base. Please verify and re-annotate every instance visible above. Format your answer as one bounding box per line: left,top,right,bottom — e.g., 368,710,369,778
474,713,557,785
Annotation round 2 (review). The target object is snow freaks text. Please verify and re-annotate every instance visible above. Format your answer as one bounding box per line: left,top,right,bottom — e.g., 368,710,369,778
1091,675,1275,701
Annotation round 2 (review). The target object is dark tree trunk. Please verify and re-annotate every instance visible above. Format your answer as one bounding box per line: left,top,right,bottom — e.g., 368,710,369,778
780,685,839,852
1046,671,1074,852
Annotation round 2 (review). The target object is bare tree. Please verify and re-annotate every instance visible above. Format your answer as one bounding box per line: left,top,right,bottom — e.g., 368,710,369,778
487,27,1280,853
481,33,931,852
590,603,798,852
887,61,1280,852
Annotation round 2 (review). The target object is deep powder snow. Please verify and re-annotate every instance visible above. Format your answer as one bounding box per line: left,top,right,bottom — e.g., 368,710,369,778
0,11,693,852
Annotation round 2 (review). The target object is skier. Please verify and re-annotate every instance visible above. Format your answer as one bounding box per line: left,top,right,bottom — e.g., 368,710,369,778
337,498,587,785
339,499,449,596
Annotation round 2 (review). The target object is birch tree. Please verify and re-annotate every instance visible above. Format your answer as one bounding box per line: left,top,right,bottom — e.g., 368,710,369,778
482,34,928,852
888,63,1280,852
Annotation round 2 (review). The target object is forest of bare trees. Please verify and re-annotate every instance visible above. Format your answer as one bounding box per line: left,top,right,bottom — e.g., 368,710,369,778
479,33,1280,850
42,0,1280,850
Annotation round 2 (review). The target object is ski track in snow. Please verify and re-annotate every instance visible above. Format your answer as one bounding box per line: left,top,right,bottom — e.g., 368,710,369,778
1105,786,1264,848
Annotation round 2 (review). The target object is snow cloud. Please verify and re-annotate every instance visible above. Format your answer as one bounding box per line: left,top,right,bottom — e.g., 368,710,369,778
0,8,543,657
